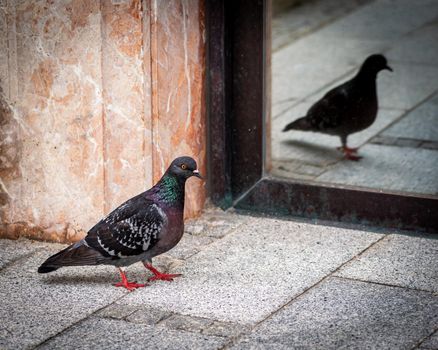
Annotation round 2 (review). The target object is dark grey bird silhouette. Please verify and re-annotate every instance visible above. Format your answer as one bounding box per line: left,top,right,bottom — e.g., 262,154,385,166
283,54,392,160
38,156,202,291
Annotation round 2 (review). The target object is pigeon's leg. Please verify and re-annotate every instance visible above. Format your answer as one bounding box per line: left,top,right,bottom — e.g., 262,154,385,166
114,267,146,291
338,135,362,161
143,261,182,282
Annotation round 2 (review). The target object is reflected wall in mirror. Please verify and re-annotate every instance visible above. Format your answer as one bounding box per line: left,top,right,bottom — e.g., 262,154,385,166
270,0,438,197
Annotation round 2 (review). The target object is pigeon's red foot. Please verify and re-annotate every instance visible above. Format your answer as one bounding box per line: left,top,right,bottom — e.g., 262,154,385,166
114,280,146,291
343,150,362,161
116,268,147,291
337,146,362,161
144,263,182,282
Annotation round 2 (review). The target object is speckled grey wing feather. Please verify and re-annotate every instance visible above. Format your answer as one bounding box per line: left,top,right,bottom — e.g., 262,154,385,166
85,194,165,259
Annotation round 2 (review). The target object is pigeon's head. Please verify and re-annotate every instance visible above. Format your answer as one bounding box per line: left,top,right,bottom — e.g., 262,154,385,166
167,156,202,180
361,54,393,74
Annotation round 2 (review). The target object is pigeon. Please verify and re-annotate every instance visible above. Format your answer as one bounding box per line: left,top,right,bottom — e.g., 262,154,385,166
38,156,202,291
282,54,392,160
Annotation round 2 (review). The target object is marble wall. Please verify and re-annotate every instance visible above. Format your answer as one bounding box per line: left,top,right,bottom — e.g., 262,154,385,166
0,0,206,242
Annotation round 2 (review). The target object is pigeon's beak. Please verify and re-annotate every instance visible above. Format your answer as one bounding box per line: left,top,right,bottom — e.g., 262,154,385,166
385,65,393,72
192,169,203,179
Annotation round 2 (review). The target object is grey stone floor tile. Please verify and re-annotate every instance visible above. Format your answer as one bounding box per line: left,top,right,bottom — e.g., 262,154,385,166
272,0,370,52
382,94,438,143
0,247,131,349
387,22,438,66
232,277,438,350
165,233,216,260
320,0,438,41
335,234,438,292
272,98,298,119
316,144,438,195
160,314,213,333
115,218,382,324
202,321,250,338
96,303,140,320
0,238,46,269
125,307,171,325
272,101,403,166
418,330,438,349
38,317,226,350
185,210,249,239
378,63,438,110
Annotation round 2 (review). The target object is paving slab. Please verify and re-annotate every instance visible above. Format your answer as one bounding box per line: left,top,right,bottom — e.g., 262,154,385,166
38,316,227,350
165,233,216,261
320,0,438,41
125,307,172,325
382,94,438,143
185,210,249,239
418,330,438,349
0,238,46,269
272,0,370,52
378,63,438,110
272,101,403,166
316,144,438,195
0,246,132,349
115,217,382,324
386,22,438,66
232,277,438,350
335,234,438,292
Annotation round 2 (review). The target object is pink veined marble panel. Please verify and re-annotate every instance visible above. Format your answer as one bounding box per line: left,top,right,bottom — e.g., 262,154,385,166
150,0,207,219
101,0,153,214
0,0,207,242
1,0,104,242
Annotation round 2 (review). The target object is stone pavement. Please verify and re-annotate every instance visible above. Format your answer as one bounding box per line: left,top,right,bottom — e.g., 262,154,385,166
1,210,437,349
271,0,438,196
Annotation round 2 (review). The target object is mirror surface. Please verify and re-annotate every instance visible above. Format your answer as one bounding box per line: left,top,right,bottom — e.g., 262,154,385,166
270,0,438,196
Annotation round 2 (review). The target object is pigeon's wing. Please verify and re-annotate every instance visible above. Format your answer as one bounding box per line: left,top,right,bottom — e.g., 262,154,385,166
85,195,166,258
306,84,350,130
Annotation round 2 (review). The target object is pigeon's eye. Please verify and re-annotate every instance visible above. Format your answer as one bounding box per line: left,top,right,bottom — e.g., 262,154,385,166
181,164,187,170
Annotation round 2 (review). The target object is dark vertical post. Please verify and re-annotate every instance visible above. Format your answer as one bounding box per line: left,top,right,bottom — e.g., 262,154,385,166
206,0,232,208
230,0,265,198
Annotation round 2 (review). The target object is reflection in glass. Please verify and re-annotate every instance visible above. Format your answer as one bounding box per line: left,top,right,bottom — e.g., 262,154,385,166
270,0,438,196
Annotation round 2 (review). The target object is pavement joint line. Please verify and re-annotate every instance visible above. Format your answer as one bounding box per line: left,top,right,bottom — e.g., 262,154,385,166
217,234,388,350
181,217,250,261
272,0,372,53
0,247,45,273
32,291,136,349
376,88,438,137
272,99,303,120
331,275,438,295
410,327,438,350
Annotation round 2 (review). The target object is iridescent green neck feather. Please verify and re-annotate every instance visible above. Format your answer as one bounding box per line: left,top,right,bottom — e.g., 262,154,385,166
156,173,185,205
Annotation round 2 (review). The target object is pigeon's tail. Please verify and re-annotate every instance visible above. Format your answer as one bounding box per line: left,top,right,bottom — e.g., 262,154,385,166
282,117,312,132
38,241,104,273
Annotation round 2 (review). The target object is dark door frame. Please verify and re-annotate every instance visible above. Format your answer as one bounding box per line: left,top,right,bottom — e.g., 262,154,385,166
206,0,438,233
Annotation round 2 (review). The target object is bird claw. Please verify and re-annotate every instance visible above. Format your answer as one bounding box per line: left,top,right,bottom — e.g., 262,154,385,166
344,152,362,161
147,273,182,282
114,281,147,291
337,146,362,161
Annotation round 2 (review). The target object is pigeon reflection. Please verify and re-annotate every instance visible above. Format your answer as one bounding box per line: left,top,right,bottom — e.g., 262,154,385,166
283,54,392,161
